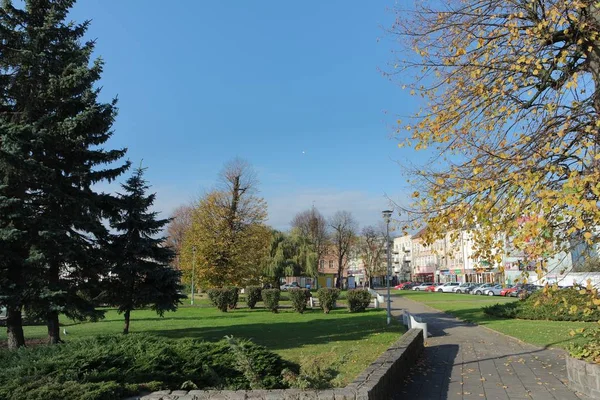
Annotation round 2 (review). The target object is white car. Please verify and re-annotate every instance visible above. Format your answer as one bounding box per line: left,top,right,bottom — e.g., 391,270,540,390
452,283,473,293
436,282,460,293
412,282,434,291
280,282,300,291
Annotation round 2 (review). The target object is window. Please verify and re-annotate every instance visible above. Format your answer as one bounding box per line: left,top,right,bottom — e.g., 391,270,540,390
320,260,324,270
329,260,334,269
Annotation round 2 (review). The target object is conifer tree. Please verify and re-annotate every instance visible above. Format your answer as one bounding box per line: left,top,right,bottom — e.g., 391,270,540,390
108,166,183,335
0,0,129,346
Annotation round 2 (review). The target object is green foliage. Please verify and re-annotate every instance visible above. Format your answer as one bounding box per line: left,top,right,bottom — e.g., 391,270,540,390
0,0,130,347
288,289,309,314
207,288,238,312
569,328,600,364
317,288,340,314
261,289,281,313
107,167,184,333
346,290,372,313
227,287,240,309
281,358,336,389
245,286,262,309
483,287,600,322
0,334,290,400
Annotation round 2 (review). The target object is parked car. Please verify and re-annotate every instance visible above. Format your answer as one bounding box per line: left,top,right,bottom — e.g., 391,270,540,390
485,284,506,296
412,282,434,291
436,282,460,293
424,283,442,292
500,285,518,296
402,282,419,290
394,281,413,290
471,283,494,295
509,284,541,298
453,283,476,293
280,282,300,291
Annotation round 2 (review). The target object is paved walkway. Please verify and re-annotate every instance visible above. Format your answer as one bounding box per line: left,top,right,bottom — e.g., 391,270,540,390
388,294,588,400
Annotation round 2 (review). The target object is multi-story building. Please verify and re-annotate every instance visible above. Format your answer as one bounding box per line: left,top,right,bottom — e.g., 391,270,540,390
393,235,412,281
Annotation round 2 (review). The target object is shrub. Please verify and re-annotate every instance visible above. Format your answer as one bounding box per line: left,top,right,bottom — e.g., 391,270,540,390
288,289,309,314
346,289,372,313
262,289,281,313
317,288,340,314
483,287,600,322
207,288,238,312
227,287,239,310
245,286,262,309
569,328,600,364
0,334,291,400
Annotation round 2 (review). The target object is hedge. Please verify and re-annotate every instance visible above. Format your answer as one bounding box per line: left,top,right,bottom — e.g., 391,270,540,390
0,334,292,400
207,287,238,312
262,289,281,313
317,288,340,314
483,287,600,322
245,286,262,309
288,289,310,314
346,289,371,313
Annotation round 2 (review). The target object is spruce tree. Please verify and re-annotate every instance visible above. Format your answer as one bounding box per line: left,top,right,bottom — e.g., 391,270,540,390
0,0,129,346
108,166,183,335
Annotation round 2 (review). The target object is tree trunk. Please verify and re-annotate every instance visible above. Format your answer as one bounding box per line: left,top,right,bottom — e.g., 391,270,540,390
336,255,344,289
123,310,131,334
47,311,62,344
6,306,25,350
46,262,62,344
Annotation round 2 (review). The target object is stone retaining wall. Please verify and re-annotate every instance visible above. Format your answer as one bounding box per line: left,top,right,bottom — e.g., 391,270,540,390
136,328,424,400
567,355,600,399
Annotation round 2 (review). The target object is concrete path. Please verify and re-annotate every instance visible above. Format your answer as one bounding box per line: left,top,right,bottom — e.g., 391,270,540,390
388,294,588,400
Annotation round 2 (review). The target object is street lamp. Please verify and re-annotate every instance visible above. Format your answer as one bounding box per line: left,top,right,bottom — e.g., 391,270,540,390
191,246,196,306
382,209,393,325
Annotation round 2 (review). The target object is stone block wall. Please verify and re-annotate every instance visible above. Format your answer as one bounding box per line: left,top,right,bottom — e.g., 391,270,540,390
135,328,424,400
567,356,600,399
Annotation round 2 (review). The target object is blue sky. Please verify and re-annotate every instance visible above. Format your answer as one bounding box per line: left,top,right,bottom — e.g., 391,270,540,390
70,1,421,230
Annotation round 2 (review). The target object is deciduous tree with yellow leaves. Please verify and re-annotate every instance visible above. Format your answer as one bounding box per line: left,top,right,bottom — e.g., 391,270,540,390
391,0,600,273
181,159,270,288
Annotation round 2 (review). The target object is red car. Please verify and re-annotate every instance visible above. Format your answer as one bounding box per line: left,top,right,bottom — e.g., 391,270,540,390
500,285,517,296
424,283,441,292
394,281,413,290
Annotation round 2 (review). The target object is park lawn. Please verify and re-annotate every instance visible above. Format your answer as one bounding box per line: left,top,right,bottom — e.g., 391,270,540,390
0,304,403,387
395,291,595,349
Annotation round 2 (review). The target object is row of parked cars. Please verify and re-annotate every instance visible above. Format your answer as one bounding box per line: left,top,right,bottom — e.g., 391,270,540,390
394,281,542,297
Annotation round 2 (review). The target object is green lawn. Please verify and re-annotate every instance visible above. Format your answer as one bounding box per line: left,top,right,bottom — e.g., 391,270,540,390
394,291,595,349
0,303,403,387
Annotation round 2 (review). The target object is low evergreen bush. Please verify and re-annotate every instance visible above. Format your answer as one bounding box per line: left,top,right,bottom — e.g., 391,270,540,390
262,289,281,313
483,287,600,322
288,289,309,313
346,289,372,312
317,288,340,314
0,334,291,400
245,286,262,309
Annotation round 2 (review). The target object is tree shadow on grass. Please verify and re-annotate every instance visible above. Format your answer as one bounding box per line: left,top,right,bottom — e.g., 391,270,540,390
146,312,404,351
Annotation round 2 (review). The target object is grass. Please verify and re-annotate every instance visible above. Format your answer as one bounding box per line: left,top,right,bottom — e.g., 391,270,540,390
0,303,403,387
394,290,595,349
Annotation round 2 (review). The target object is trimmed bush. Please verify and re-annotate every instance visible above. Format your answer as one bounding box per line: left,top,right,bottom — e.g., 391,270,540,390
317,288,340,314
346,289,372,313
207,288,238,312
262,289,281,313
288,288,310,313
483,287,600,322
245,286,262,309
227,287,239,310
0,334,292,400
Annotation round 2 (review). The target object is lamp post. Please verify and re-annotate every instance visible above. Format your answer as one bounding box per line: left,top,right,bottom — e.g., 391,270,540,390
382,210,393,325
191,246,196,306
